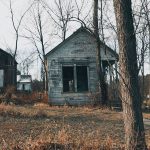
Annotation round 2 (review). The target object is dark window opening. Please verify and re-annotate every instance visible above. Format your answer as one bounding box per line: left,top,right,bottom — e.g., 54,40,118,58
77,66,88,92
62,66,88,93
63,66,74,92
23,84,25,91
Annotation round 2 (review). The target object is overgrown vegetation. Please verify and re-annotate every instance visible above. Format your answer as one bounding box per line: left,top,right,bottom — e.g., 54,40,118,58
0,104,150,149
0,86,48,105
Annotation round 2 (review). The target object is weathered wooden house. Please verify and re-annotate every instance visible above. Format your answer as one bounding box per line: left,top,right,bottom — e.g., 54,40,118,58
0,48,17,92
46,27,118,105
17,75,32,92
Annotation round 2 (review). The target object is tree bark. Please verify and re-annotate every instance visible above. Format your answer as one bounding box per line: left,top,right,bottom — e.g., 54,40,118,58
113,0,147,149
93,0,108,105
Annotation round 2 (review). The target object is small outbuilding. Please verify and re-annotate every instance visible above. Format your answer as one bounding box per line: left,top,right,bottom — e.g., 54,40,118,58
17,75,32,92
46,27,118,105
0,48,17,92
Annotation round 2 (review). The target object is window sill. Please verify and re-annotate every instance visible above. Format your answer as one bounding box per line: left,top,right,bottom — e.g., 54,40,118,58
62,92,89,96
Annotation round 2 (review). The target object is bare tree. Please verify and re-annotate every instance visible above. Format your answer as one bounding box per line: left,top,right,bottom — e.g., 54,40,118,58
8,0,32,85
113,0,147,149
133,0,150,74
40,0,74,41
142,0,150,72
22,57,36,75
23,1,50,92
41,0,92,41
93,0,108,105
9,0,32,59
132,0,150,101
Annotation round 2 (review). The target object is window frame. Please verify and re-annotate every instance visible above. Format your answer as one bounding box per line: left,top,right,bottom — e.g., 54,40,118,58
0,69,4,88
62,65,74,93
62,64,89,93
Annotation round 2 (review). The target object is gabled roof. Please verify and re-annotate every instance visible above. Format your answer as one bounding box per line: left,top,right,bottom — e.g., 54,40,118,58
17,75,32,83
46,27,118,59
0,48,17,64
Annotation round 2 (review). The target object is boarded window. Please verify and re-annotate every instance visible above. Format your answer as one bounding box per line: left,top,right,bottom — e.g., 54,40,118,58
0,70,4,88
62,66,88,92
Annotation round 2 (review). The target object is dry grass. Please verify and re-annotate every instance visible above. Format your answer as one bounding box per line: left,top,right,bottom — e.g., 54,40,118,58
0,103,149,149
144,113,150,119
0,91,48,105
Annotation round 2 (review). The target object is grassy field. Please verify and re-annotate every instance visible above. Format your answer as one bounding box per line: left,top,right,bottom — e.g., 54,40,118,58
0,103,150,150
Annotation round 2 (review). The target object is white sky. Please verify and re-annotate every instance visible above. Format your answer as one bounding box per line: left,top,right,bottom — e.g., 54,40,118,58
0,0,149,79
0,0,56,79
0,0,93,79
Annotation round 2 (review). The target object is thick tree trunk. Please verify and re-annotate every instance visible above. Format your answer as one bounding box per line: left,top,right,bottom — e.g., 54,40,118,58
113,0,147,149
93,0,108,105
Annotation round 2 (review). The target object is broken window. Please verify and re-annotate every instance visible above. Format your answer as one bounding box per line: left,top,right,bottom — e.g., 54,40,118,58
62,66,88,92
63,66,74,92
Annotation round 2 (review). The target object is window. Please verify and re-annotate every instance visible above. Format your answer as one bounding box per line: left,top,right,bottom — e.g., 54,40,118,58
77,66,88,92
0,70,4,88
63,66,74,92
62,66,88,92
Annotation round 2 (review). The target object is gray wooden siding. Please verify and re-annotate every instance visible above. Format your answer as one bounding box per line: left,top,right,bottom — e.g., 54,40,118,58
47,30,115,105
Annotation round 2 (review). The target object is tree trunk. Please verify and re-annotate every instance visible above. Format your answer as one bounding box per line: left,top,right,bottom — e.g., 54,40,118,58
93,0,108,105
38,9,48,93
44,59,48,92
113,0,147,149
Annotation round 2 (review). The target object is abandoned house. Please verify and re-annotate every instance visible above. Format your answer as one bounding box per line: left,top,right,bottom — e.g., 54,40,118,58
46,27,118,105
17,75,32,92
0,48,17,92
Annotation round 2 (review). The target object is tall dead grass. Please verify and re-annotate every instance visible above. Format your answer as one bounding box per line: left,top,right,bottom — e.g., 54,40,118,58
1,127,125,150
0,104,149,150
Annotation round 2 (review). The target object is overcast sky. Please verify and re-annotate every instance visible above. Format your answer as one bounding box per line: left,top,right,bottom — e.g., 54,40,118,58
0,0,149,79
0,0,93,79
0,0,55,79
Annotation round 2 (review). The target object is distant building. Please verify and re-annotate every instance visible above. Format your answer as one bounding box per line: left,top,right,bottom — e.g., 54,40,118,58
46,27,118,105
17,75,32,92
0,48,17,92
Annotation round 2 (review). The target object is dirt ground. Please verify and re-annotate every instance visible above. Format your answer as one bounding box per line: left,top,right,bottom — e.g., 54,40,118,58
0,103,150,149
